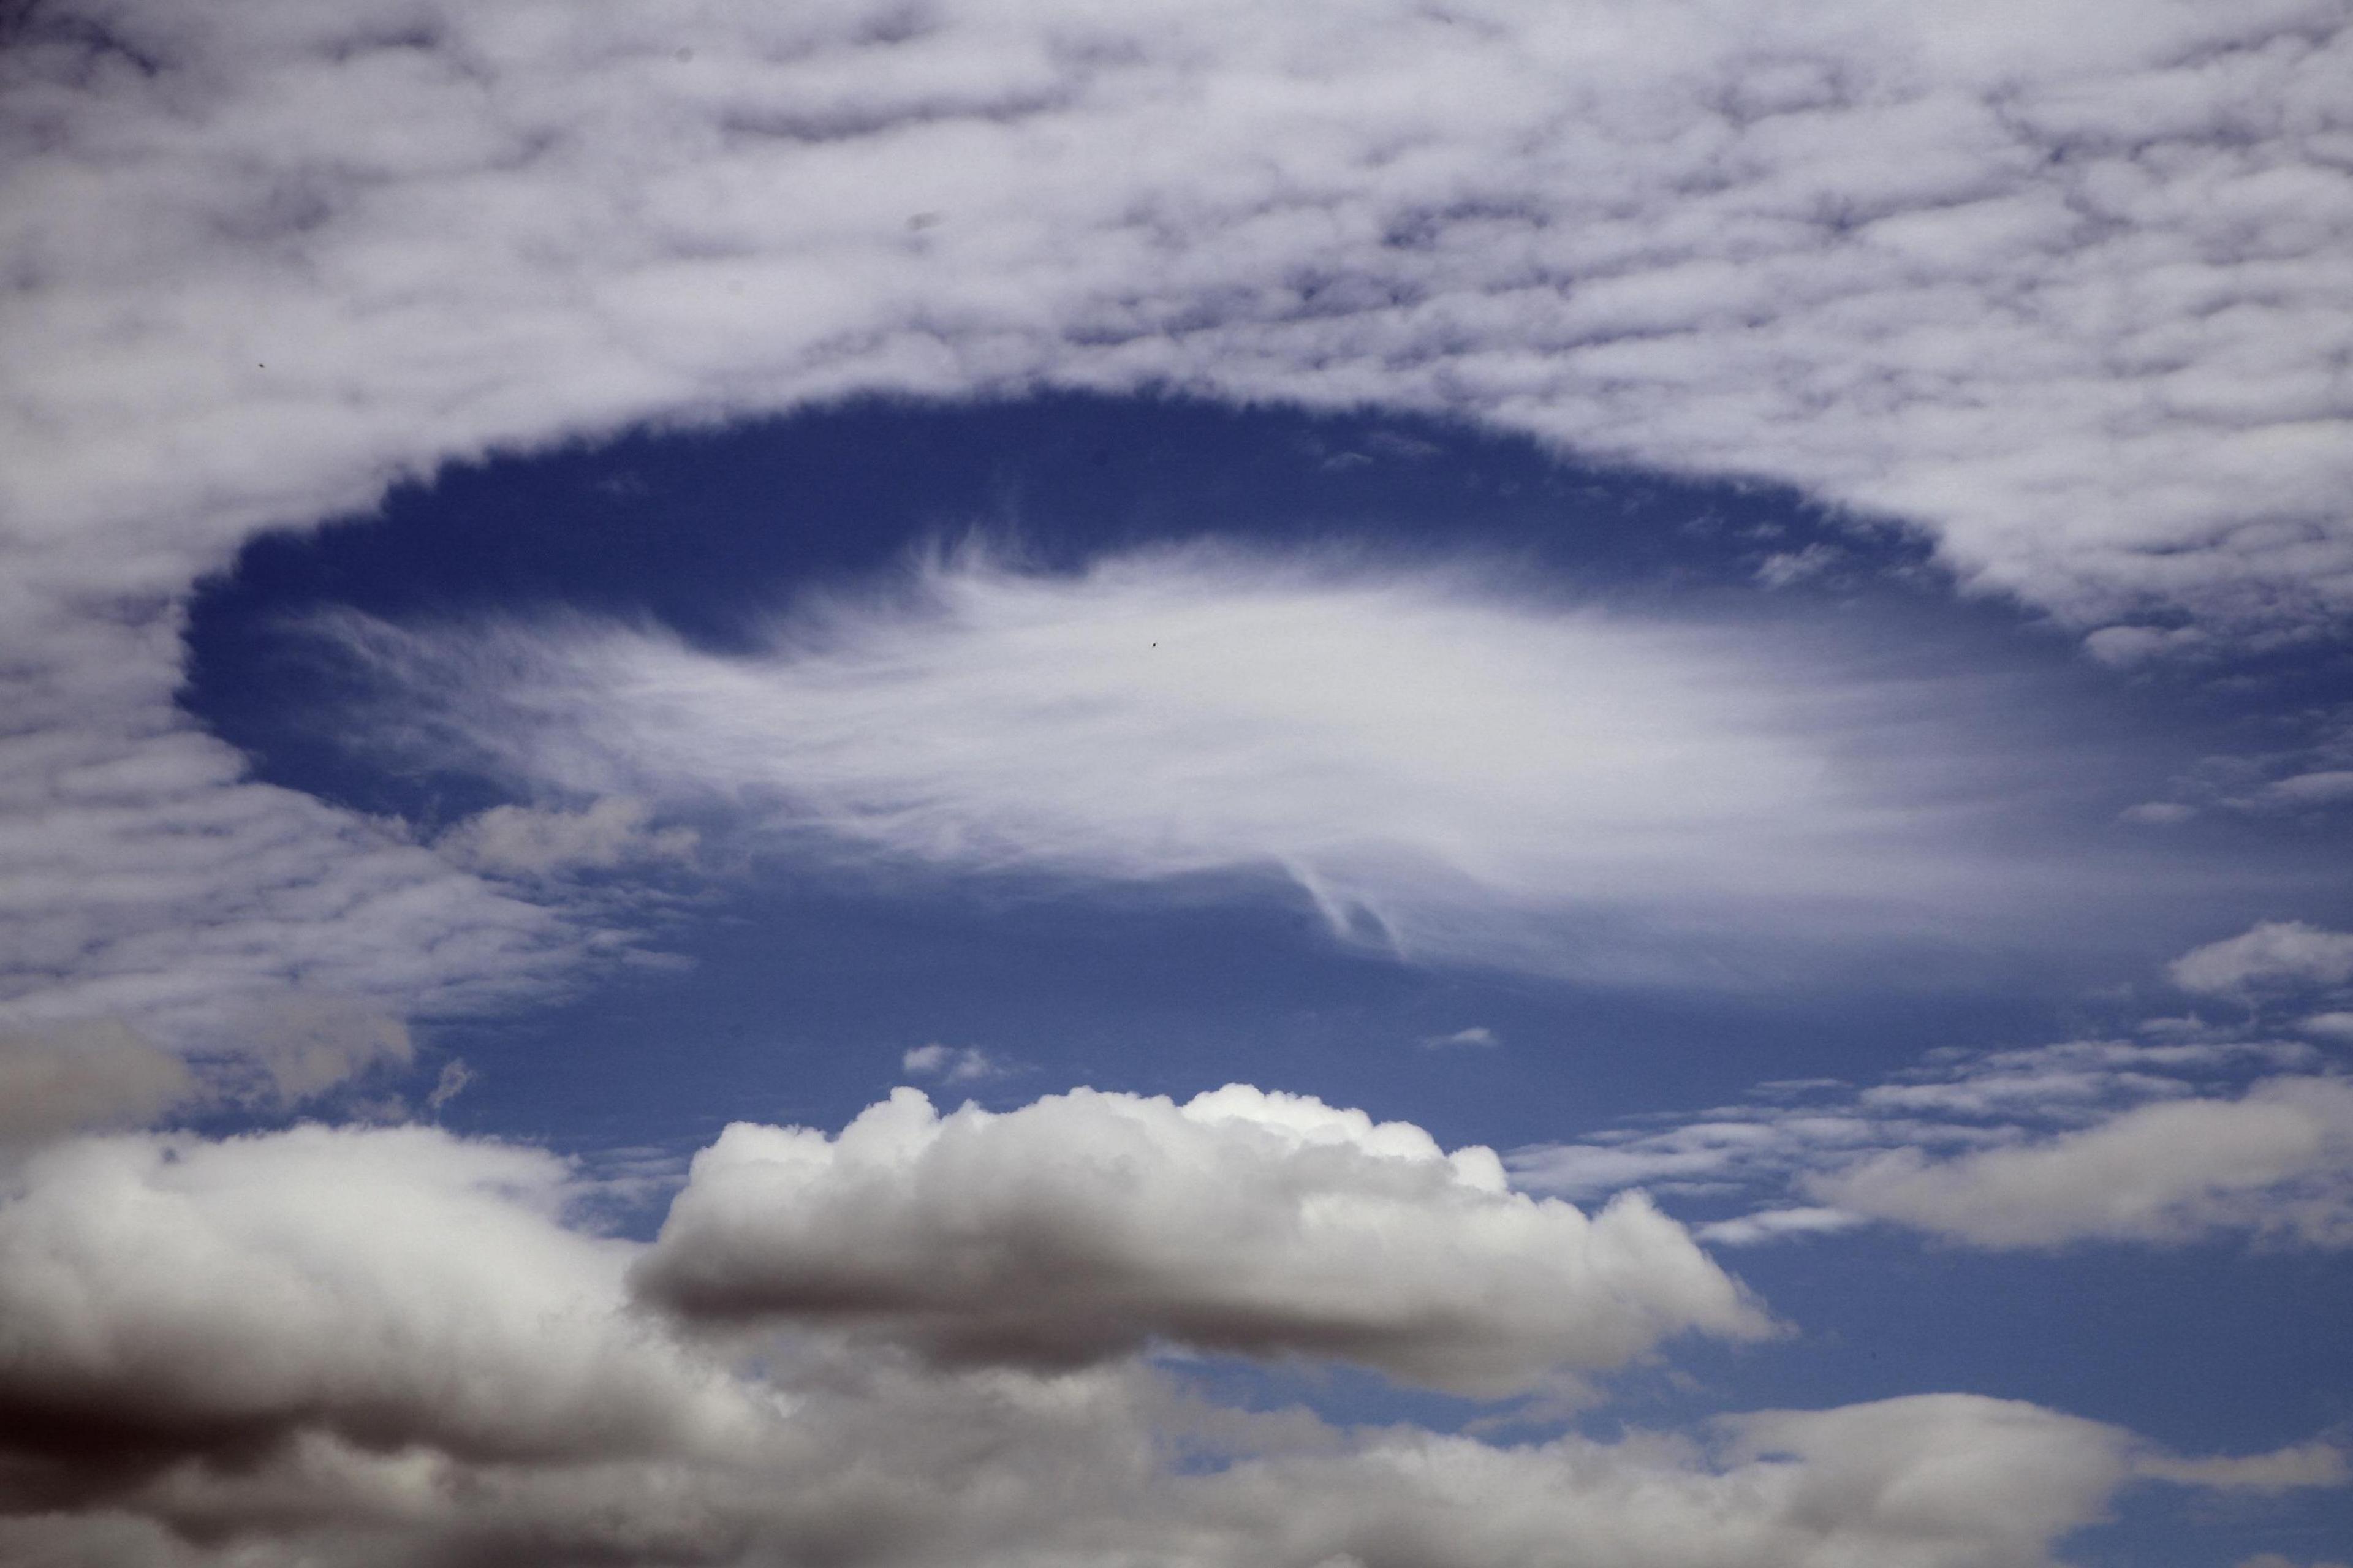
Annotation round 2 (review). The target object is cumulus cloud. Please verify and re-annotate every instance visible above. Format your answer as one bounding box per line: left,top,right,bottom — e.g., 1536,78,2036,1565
635,1083,1770,1396
0,1123,757,1517
309,543,2180,983
0,1115,2319,1567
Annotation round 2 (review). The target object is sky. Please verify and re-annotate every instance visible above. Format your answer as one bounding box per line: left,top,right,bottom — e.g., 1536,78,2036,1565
4,2,2353,1566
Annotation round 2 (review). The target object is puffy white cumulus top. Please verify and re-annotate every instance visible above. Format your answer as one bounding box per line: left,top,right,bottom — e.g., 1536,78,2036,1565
636,1083,1770,1395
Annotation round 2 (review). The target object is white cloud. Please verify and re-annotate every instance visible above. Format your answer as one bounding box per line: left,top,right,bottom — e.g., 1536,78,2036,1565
1811,1076,2353,1248
899,1042,1003,1083
0,1124,758,1496
1697,1206,1868,1247
635,1083,1771,1396
314,545,2173,983
7,0,2350,642
0,1111,2325,1566
1513,1031,2353,1251
436,797,698,878
0,662,590,1057
2140,1441,2349,1493
0,1021,194,1154
0,0,2346,1080
2172,921,2353,997
1423,1025,1499,1048
2262,771,2353,808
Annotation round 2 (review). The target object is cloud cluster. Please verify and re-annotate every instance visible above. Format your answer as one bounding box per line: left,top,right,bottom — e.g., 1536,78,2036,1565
8,0,2351,637
0,1093,2328,1567
1514,1023,2353,1250
312,543,2176,982
637,1083,1770,1396
1814,1075,2353,1246
2172,920,2353,999
0,632,588,1055
2,0,2346,1085
435,796,699,879
0,1123,757,1516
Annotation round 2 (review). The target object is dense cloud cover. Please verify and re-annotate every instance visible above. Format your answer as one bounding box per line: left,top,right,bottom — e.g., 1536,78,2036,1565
7,0,2351,631
3,0,2349,1050
0,1096,2331,1567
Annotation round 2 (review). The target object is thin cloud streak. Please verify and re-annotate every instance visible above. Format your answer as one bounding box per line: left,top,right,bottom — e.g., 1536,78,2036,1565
1512,928,2353,1249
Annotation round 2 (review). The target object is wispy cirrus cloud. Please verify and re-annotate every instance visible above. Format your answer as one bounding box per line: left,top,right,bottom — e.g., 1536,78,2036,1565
1512,932,2353,1251
307,542,2222,985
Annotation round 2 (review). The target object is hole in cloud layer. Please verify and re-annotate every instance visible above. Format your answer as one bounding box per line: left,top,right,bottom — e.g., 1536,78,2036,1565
294,532,2286,988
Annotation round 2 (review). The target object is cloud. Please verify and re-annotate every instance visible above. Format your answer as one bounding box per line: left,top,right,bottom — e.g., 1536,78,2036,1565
1,0,2346,1085
2172,921,2353,998
1810,1076,2353,1248
0,1123,756,1515
0,1022,194,1154
311,543,2178,983
2139,1441,2350,1493
1423,1025,1499,1048
900,1043,1004,1084
1512,1027,2353,1251
0,668,591,1055
7,0,2351,645
436,797,699,879
635,1083,1771,1396
0,1111,2324,1566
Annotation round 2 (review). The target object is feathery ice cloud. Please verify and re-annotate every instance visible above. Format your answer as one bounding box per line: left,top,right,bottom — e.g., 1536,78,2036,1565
309,543,2186,983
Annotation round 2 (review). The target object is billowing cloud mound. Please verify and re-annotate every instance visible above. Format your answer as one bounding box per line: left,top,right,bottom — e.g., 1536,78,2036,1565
0,1111,2326,1566
0,1124,752,1514
637,1084,1770,1394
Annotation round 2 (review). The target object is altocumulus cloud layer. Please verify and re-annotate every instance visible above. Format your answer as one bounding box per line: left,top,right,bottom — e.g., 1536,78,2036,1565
4,0,2350,1055
0,1089,2330,1567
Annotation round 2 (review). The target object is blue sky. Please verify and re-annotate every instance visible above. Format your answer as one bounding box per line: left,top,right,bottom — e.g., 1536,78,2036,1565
6,6,2353,1567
